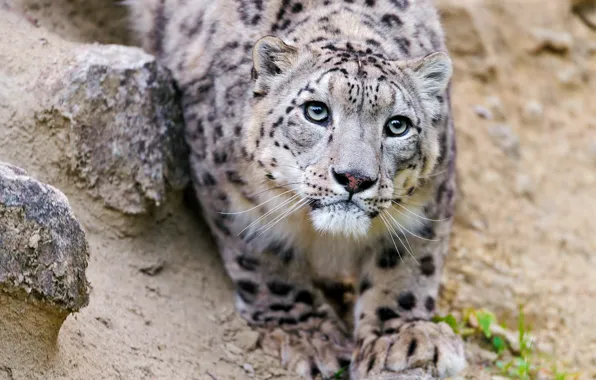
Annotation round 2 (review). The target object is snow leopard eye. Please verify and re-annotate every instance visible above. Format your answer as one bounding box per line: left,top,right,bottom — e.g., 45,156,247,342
385,116,412,137
304,102,330,125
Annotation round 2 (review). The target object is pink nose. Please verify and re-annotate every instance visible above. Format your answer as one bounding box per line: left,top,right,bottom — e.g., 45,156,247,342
332,169,377,193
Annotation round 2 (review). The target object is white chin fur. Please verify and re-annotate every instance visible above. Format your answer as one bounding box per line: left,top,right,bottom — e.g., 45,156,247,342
310,206,371,238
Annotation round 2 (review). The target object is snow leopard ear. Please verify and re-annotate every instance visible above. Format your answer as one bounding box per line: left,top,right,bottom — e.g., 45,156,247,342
252,36,298,97
406,52,453,98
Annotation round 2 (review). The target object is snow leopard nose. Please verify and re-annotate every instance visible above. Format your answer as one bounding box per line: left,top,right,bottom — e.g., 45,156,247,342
332,169,378,194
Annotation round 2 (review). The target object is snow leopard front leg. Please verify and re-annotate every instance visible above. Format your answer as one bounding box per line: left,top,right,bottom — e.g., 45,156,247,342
217,237,353,378
350,189,466,379
197,194,353,379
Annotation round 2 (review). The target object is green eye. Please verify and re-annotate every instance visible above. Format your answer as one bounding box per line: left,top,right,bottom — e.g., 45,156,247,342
304,102,330,125
385,116,412,137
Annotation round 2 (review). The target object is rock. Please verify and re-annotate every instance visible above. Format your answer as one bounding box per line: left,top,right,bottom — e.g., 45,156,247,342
488,124,520,158
437,0,496,80
235,330,260,352
529,28,574,54
368,369,436,380
224,342,243,356
484,96,506,121
0,162,89,311
5,0,130,45
242,363,255,376
473,105,493,120
572,0,596,32
557,66,585,88
522,100,544,124
0,162,89,365
515,174,534,199
437,1,487,57
138,259,166,276
50,44,189,215
464,342,498,365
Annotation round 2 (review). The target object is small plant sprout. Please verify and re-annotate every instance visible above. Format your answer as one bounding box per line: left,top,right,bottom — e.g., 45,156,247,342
432,305,581,379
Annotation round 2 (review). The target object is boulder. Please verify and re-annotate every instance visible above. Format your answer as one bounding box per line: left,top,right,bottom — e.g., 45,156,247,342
51,44,189,215
0,162,90,364
0,162,89,311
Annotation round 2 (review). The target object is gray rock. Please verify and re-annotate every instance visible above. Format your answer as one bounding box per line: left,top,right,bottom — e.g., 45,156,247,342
52,44,189,215
0,162,89,312
473,105,493,120
488,124,520,159
484,96,506,121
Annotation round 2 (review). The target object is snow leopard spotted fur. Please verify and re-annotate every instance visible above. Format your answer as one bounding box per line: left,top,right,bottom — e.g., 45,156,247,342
129,0,465,378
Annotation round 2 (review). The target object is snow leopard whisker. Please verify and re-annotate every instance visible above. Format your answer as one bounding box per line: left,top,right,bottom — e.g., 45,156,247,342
381,212,416,263
219,189,298,215
254,197,310,238
383,211,418,264
428,169,447,177
247,182,303,198
388,207,438,243
392,201,450,222
238,193,301,236
379,213,405,265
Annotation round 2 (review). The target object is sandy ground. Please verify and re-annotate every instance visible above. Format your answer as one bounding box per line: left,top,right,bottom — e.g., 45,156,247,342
0,0,595,379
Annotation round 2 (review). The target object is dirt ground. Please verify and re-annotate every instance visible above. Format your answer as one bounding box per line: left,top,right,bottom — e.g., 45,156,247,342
0,0,595,379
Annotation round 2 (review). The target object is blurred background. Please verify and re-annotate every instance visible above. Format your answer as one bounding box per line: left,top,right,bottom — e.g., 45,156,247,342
0,0,595,379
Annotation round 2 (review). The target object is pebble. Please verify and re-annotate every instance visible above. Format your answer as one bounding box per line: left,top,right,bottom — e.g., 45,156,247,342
466,343,498,364
473,105,493,120
224,342,243,356
488,124,521,158
28,232,41,249
557,66,584,88
515,174,534,199
242,363,255,376
530,28,573,54
484,96,506,121
235,330,260,351
138,259,165,276
522,100,544,124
